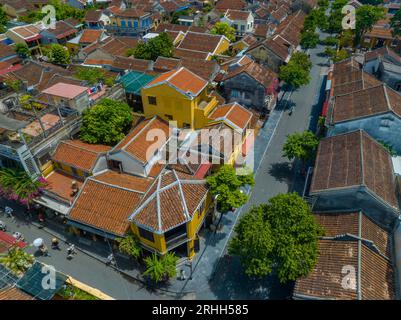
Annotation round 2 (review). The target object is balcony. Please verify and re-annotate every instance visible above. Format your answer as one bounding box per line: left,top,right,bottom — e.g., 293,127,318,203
197,95,218,111
166,233,189,250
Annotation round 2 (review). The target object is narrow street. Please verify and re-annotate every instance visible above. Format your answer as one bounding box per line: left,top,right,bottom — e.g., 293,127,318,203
0,38,329,300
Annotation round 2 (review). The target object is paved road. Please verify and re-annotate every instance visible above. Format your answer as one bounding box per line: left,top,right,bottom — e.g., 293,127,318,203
0,41,328,300
196,41,330,299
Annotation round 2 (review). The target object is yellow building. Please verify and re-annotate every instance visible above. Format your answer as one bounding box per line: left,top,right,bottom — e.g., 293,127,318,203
129,169,211,259
141,67,219,129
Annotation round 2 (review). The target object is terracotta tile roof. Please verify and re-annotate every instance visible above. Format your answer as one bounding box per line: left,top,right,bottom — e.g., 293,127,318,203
112,116,172,164
331,84,401,123
85,10,103,22
98,37,138,56
364,46,401,64
153,56,181,73
115,8,148,18
209,102,253,131
68,173,147,236
160,0,179,12
178,31,226,54
224,59,278,88
52,140,111,172
111,56,153,72
95,170,154,193
47,21,77,39
310,130,398,208
180,58,220,81
332,68,382,97
79,29,104,44
215,0,246,12
253,24,269,38
173,48,210,60
241,34,258,47
45,170,83,202
0,287,34,300
255,7,270,19
129,169,208,233
225,9,252,21
145,67,208,97
0,43,16,60
294,211,395,300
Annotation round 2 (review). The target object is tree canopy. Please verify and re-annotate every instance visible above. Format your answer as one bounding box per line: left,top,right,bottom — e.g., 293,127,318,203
300,30,320,49
133,32,174,61
74,66,114,86
229,193,322,282
206,165,254,213
80,99,133,146
0,6,9,33
355,5,385,42
279,52,312,89
116,235,142,260
210,22,236,42
15,43,31,59
48,44,70,65
143,252,178,283
282,131,319,163
391,8,401,37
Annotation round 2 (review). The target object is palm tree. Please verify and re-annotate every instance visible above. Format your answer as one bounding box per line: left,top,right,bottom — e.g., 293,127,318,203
116,234,142,260
143,252,178,283
0,168,47,209
0,247,34,275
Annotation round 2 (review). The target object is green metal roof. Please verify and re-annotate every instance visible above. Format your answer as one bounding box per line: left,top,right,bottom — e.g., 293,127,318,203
119,71,156,95
16,262,68,300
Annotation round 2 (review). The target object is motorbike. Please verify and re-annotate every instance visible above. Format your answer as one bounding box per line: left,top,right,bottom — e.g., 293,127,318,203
0,221,6,232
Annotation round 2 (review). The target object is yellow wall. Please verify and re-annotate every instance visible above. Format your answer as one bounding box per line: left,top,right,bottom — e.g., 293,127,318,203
214,38,230,55
53,161,87,178
141,83,218,129
130,224,167,254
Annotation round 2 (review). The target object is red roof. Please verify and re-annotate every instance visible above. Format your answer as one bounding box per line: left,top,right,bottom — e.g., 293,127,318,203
194,163,212,178
0,231,26,250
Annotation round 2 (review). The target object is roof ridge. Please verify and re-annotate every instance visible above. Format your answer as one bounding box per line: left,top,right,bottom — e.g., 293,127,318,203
156,173,162,232
173,169,190,220
89,176,145,194
383,85,393,112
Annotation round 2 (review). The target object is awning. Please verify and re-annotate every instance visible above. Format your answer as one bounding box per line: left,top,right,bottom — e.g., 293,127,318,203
16,262,68,300
0,231,26,249
0,63,22,76
66,220,119,240
34,195,70,215
321,100,329,117
25,35,42,42
194,163,212,179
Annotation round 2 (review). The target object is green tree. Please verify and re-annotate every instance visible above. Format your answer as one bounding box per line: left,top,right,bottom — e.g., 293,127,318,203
355,5,385,43
74,67,108,85
391,9,401,37
331,0,348,10
116,235,142,260
339,29,355,48
229,193,322,282
0,168,47,208
300,30,320,49
143,252,178,283
326,9,344,34
0,6,9,33
321,36,339,46
0,247,34,275
282,131,319,164
279,52,312,89
228,205,275,277
325,47,350,62
206,165,254,213
210,22,236,42
48,44,70,65
133,32,174,61
15,43,31,59
5,79,22,92
80,99,133,145
304,8,328,31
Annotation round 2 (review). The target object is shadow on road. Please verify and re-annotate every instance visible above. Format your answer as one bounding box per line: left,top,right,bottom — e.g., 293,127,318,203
208,255,293,299
268,162,293,184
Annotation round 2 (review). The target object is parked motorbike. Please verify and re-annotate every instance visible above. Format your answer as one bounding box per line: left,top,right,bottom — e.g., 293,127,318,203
0,221,6,232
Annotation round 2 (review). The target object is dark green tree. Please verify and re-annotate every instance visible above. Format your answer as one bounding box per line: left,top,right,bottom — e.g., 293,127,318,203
15,43,31,59
48,44,70,65
133,32,174,61
229,193,322,282
0,6,9,33
391,8,401,37
282,131,319,164
74,66,109,85
355,5,385,43
143,252,178,283
210,22,236,42
300,30,320,49
279,52,312,89
80,99,133,145
116,235,142,260
206,165,254,213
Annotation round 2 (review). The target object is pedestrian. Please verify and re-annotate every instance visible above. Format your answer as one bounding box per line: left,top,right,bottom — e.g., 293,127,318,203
4,206,13,219
106,253,116,266
38,212,45,228
39,244,49,256
51,238,60,250
180,269,186,280
67,244,76,259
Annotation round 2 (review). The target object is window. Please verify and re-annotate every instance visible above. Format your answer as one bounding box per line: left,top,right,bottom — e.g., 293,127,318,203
108,160,122,171
231,89,240,98
183,122,191,128
148,96,157,105
241,25,245,31
165,114,173,120
138,227,154,242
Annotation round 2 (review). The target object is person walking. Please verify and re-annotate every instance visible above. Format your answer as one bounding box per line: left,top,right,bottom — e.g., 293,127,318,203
51,238,60,250
4,206,14,221
106,253,116,267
